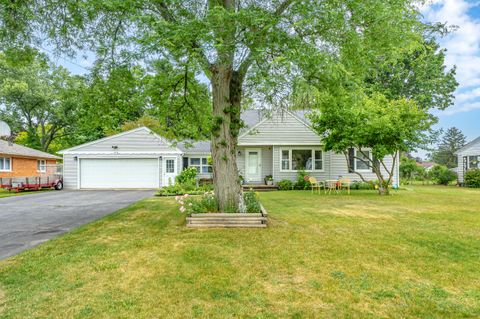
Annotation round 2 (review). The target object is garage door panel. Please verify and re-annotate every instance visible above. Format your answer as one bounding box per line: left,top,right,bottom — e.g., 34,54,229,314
80,159,159,189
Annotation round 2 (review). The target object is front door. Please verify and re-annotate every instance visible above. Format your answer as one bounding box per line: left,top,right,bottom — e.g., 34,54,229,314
245,148,262,183
162,157,178,186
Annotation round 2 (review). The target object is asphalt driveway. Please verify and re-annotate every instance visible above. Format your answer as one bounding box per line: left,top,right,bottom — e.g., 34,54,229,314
0,190,154,260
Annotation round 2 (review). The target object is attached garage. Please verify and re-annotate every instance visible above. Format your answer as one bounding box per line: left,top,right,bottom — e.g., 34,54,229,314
59,127,182,189
79,158,160,189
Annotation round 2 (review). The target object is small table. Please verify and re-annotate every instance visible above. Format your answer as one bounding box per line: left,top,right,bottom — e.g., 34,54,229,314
325,180,340,194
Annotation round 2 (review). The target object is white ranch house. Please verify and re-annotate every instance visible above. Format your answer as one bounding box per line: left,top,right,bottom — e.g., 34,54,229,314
456,136,480,185
59,110,400,189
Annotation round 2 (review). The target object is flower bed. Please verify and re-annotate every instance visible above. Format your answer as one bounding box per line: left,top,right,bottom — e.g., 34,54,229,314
175,191,268,228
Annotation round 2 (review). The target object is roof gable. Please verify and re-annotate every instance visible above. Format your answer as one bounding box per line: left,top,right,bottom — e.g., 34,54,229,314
238,110,321,145
59,127,182,154
455,136,480,155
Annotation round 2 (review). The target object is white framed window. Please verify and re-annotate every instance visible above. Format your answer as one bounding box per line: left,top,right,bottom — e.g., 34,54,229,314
0,157,12,171
189,157,212,174
468,156,479,169
354,150,371,172
166,159,175,173
37,159,47,173
279,148,324,172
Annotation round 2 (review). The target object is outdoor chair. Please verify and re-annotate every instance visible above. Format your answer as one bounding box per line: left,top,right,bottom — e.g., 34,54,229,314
339,177,351,195
309,177,324,194
326,179,339,195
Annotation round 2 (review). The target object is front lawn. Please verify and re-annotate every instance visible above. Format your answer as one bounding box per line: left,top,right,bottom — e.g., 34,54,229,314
0,186,479,318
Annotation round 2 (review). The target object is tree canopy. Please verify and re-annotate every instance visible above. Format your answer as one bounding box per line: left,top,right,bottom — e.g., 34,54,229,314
431,127,466,168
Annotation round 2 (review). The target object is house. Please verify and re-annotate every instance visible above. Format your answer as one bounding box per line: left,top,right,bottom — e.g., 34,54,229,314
455,136,480,185
0,139,61,178
59,110,400,189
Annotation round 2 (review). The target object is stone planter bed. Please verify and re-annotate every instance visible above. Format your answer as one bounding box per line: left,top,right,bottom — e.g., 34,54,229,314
186,204,268,228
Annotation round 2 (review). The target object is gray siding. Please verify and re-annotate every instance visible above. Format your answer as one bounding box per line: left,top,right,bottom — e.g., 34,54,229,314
63,154,78,189
237,146,273,181
67,128,179,153
239,112,321,146
456,140,480,183
272,146,399,185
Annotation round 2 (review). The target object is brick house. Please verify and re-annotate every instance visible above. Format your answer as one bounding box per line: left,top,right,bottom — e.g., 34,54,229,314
0,139,60,178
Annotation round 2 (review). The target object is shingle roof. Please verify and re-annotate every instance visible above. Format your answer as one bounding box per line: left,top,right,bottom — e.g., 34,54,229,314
177,109,312,153
0,139,61,160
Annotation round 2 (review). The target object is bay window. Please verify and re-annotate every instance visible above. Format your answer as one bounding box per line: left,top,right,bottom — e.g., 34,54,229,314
280,148,323,171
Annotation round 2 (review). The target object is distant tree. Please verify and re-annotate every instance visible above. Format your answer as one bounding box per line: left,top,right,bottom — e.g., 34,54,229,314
431,127,466,168
400,156,418,184
0,49,85,152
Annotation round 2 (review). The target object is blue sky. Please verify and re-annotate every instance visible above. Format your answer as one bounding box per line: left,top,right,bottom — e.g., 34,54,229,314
45,0,480,158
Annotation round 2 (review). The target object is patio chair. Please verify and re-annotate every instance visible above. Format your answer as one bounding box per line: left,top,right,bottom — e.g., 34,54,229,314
339,177,351,195
309,177,324,194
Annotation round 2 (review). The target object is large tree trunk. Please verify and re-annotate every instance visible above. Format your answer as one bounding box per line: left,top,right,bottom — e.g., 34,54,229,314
210,66,244,213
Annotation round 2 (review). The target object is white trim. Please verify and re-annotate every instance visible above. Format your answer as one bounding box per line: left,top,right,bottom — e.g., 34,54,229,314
354,149,372,172
238,142,322,146
188,156,212,174
61,151,182,155
58,126,182,154
0,156,12,172
245,148,262,182
37,159,47,173
278,147,325,172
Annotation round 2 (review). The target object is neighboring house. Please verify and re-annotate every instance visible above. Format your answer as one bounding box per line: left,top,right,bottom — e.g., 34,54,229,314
0,139,60,178
59,110,400,189
455,136,480,185
417,161,435,172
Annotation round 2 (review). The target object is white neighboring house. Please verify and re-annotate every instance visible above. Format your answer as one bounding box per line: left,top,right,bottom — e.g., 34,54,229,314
59,110,400,189
455,136,480,185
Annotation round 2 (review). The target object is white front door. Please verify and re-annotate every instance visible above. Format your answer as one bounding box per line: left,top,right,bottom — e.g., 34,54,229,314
162,157,178,186
245,148,262,182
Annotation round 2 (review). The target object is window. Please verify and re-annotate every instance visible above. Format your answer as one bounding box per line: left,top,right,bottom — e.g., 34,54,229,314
280,148,324,171
166,159,175,173
37,160,46,173
355,150,371,171
189,157,212,174
0,157,11,171
469,156,479,169
281,150,290,170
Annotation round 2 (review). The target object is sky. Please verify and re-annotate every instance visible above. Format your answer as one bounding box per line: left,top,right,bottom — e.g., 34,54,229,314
43,0,480,159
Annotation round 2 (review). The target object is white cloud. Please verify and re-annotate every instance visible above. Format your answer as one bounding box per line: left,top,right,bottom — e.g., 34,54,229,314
421,0,480,115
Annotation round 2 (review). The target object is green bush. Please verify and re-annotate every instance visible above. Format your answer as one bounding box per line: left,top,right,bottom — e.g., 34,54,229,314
429,165,457,185
277,179,294,190
294,170,311,190
157,183,213,196
175,167,197,186
465,169,480,188
175,190,261,214
351,181,375,190
243,190,261,214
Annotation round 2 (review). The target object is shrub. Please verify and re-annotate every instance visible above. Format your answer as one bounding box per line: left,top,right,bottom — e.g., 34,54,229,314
429,165,457,185
243,190,261,214
157,183,213,196
351,181,375,190
465,169,480,188
175,190,261,214
294,170,311,190
175,167,197,186
278,179,294,190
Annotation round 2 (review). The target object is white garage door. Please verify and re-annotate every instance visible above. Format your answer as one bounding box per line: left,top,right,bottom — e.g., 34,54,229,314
80,158,159,189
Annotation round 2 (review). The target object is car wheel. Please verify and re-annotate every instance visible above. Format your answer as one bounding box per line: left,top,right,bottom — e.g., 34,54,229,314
55,181,63,190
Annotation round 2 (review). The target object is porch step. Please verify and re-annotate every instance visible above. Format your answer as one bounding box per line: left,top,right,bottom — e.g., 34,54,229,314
243,184,278,191
187,223,267,228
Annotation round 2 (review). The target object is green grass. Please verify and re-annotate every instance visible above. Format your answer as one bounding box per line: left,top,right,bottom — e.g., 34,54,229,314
0,186,479,318
0,189,50,198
